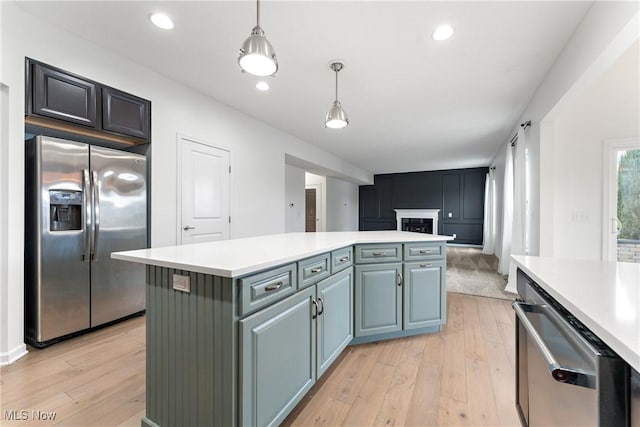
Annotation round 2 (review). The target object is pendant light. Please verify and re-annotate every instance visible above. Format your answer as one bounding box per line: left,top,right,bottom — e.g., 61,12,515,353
238,0,278,77
325,62,349,129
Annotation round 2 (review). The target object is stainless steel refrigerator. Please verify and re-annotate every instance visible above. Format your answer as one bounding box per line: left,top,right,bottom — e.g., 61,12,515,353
25,135,147,346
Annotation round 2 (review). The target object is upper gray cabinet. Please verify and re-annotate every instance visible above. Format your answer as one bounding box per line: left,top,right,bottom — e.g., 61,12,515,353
26,58,151,144
32,63,97,127
102,87,150,140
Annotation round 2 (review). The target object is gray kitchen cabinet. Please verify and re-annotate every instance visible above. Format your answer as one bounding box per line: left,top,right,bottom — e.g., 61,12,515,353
136,238,449,427
354,263,403,337
316,267,353,378
240,286,316,427
403,260,446,329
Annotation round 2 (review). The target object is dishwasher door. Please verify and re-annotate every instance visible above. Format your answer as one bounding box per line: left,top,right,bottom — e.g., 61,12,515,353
514,301,599,426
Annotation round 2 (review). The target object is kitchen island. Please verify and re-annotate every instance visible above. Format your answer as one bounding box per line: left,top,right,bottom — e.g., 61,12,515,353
112,231,453,427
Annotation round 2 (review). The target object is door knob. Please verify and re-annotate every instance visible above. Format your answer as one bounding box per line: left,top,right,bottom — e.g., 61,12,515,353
183,225,195,231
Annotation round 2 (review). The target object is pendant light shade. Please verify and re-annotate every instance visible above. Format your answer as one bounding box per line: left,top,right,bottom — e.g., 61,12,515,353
325,62,349,129
325,101,349,129
238,0,278,77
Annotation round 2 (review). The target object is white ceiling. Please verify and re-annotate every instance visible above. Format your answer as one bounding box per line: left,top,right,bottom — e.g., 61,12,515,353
17,1,593,175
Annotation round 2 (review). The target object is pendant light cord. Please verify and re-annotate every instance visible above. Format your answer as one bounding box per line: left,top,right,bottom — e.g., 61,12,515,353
335,69,339,102
256,0,260,27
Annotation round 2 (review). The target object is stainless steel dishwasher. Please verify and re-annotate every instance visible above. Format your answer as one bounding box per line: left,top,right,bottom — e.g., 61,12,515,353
513,268,629,426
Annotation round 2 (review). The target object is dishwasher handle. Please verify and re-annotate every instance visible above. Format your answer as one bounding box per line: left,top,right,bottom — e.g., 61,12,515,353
512,301,597,389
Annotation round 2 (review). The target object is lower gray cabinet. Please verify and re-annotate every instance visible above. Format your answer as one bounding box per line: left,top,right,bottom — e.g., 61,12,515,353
317,267,353,378
239,267,354,426
240,287,316,427
355,263,403,337
403,261,446,330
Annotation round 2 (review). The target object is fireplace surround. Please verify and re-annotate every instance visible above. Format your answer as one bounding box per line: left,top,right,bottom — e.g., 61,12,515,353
394,209,440,235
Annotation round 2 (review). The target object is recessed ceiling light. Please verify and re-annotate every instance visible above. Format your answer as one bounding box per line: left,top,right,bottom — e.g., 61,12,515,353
256,81,270,91
150,13,174,30
432,24,454,41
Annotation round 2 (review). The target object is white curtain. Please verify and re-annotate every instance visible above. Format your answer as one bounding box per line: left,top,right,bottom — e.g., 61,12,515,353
505,127,528,293
482,169,496,254
498,143,514,276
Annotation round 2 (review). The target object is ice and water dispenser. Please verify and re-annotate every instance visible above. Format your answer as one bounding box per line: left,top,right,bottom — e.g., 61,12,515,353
49,190,82,231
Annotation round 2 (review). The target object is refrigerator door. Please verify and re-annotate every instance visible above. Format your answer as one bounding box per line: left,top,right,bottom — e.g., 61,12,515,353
90,145,147,326
25,136,90,343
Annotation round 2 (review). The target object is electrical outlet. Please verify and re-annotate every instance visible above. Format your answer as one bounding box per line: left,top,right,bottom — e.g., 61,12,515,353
173,274,190,293
448,212,453,218
452,233,457,239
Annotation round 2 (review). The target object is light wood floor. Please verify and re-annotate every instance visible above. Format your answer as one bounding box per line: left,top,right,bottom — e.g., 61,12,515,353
0,293,520,427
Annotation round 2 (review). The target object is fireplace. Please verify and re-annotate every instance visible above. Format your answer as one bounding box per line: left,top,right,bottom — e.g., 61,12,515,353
394,209,440,235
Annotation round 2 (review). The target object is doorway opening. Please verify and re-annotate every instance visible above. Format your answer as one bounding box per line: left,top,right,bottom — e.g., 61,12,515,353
305,172,325,232
603,139,640,262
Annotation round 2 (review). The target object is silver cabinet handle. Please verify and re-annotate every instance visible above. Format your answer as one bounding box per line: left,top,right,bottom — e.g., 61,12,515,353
317,296,324,316
183,225,196,231
420,263,433,268
419,249,433,254
310,267,323,273
312,299,319,319
82,169,91,262
91,170,100,262
372,252,387,256
397,272,403,286
264,282,283,292
512,301,596,388
338,256,349,262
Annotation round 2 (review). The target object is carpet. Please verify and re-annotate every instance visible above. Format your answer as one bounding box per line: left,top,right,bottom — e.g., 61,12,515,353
446,246,517,300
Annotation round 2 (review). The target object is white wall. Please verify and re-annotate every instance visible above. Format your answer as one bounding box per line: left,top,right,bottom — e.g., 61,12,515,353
491,2,639,262
285,164,305,233
541,41,639,260
325,177,359,231
0,2,372,363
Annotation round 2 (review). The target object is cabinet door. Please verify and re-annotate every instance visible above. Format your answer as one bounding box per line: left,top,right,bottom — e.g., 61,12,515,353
240,287,316,427
355,263,402,337
403,261,446,330
102,87,150,140
316,268,353,378
32,63,97,127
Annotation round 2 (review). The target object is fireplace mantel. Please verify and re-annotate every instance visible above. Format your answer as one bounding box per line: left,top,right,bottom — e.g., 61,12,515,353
394,209,440,234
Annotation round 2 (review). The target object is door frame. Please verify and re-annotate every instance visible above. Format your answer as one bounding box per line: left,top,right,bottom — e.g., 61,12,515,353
176,133,231,244
601,137,639,261
305,183,324,232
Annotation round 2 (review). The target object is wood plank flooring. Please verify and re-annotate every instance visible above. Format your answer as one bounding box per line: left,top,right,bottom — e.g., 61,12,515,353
0,293,519,426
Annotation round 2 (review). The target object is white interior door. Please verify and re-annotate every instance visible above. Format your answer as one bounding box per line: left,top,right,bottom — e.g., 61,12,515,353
178,135,230,244
602,138,639,261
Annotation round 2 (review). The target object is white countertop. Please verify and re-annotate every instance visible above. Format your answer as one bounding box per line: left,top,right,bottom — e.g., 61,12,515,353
112,231,452,278
512,255,640,371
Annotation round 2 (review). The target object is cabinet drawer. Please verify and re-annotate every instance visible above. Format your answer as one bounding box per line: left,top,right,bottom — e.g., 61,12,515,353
331,247,353,273
403,242,445,261
238,263,297,316
298,253,331,289
355,244,402,264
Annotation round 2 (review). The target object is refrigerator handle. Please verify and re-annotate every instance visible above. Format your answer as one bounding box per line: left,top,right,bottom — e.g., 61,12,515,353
91,170,100,262
82,169,91,262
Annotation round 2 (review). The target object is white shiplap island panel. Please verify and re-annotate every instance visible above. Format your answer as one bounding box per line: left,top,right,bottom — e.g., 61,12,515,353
112,231,453,278
512,255,640,372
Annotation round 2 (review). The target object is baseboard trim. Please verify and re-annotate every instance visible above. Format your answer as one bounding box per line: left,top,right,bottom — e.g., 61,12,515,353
0,343,28,366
